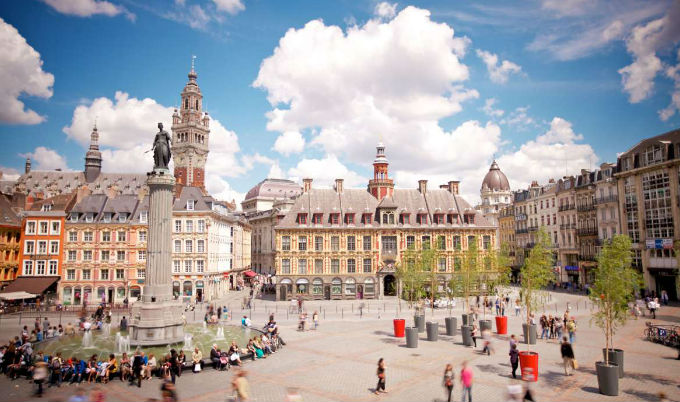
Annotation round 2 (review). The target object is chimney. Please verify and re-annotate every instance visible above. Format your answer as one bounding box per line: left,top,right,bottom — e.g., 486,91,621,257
334,178,344,193
418,179,427,194
439,184,448,189
303,178,313,193
25,157,31,174
448,180,460,195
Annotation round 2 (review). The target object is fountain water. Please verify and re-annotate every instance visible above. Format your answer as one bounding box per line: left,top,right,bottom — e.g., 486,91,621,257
215,327,225,340
82,330,94,348
102,323,111,337
202,321,207,329
183,334,193,350
114,333,131,354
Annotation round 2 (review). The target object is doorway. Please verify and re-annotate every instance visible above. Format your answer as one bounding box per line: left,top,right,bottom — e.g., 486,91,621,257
107,288,114,304
383,275,396,296
280,285,287,301
357,285,364,299
323,285,331,300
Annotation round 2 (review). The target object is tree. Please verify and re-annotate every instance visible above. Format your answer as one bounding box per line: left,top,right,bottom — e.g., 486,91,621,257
420,241,440,313
395,245,426,309
454,235,481,313
590,235,642,364
520,228,553,326
488,241,513,297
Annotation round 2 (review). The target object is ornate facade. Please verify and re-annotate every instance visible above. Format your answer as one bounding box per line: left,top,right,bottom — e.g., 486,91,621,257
477,160,512,225
0,194,21,288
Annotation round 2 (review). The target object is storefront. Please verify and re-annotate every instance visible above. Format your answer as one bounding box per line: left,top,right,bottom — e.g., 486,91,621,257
649,267,678,301
564,265,580,285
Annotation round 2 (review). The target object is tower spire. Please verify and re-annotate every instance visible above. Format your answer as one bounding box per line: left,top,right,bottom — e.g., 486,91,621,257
84,122,102,183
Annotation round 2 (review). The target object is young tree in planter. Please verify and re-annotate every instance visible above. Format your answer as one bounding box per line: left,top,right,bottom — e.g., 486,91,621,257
590,235,641,394
520,228,553,343
396,245,426,309
421,239,441,313
487,242,513,313
456,235,481,313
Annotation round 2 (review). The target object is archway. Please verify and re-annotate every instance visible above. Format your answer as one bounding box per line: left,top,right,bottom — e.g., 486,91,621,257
383,274,396,296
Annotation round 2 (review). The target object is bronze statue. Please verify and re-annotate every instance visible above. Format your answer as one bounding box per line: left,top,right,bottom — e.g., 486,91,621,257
152,122,172,169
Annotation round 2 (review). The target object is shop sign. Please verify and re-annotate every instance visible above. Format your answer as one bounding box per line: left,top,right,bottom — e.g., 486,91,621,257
564,265,579,271
646,239,674,249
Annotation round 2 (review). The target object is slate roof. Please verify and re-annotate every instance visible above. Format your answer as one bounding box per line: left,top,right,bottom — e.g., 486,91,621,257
0,194,20,227
13,171,146,198
244,178,302,201
69,194,146,224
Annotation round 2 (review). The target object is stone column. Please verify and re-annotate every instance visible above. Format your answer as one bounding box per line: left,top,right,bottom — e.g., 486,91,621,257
143,170,175,303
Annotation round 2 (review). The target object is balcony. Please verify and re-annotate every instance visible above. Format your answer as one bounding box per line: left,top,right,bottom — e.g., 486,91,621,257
515,228,529,234
577,227,598,236
577,204,596,212
528,226,539,232
515,214,527,221
559,223,576,230
578,254,596,262
559,204,575,212
595,195,618,205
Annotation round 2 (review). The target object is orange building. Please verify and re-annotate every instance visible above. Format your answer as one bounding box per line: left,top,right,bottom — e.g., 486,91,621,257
0,194,21,288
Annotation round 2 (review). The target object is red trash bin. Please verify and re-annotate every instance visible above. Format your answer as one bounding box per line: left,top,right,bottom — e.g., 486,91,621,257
495,316,508,335
393,318,406,337
519,351,539,382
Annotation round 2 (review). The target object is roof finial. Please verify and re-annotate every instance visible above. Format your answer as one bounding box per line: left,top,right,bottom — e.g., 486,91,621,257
191,55,196,73
94,115,98,130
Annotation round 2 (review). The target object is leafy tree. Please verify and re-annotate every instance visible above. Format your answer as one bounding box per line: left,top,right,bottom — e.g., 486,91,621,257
488,241,513,297
590,235,642,364
520,228,553,326
396,245,426,309
454,235,481,313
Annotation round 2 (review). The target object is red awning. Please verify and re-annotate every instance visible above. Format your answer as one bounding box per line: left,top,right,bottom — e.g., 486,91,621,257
243,270,256,278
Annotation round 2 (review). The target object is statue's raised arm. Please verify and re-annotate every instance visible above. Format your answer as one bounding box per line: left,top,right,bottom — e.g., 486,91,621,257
153,122,172,170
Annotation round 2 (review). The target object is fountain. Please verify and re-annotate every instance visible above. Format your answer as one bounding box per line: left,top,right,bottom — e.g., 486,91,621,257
215,327,225,340
202,321,207,329
101,323,111,337
114,333,131,354
183,334,193,350
82,330,94,348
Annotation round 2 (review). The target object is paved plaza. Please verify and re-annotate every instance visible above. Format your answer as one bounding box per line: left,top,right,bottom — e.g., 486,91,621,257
1,289,679,402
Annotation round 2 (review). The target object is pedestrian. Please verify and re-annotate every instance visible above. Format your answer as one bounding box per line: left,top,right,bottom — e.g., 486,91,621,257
661,290,669,306
161,372,178,402
514,299,521,316
509,334,517,351
43,317,50,334
312,311,319,330
168,349,178,384
509,343,519,379
567,318,577,344
443,364,454,402
34,361,48,398
232,370,250,401
129,350,143,387
648,298,658,319
470,324,478,348
375,358,386,395
481,329,493,355
120,316,128,331
560,336,575,376
460,360,473,402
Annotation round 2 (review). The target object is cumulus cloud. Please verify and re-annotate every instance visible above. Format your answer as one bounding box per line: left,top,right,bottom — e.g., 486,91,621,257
659,50,680,121
0,166,21,181
20,147,70,171
272,131,305,156
42,0,135,20
476,49,522,84
500,106,535,129
374,2,397,19
288,155,367,188
0,18,54,125
498,117,598,189
212,0,245,15
482,98,504,118
267,162,285,179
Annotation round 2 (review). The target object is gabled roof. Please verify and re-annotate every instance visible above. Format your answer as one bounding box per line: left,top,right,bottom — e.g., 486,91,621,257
0,194,20,227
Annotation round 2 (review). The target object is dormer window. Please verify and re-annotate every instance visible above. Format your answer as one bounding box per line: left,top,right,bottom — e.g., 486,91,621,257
434,214,444,224
41,204,52,212
69,213,78,223
140,211,148,223
297,213,308,224
330,213,340,225
118,213,127,223
186,200,195,211
416,213,428,225
399,213,410,225
85,213,94,223
381,212,395,225
463,214,475,224
447,213,456,224
103,213,112,223
312,213,322,224
345,213,355,225
361,213,372,224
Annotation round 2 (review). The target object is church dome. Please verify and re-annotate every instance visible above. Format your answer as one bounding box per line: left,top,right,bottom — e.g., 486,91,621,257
481,160,510,191
244,178,302,201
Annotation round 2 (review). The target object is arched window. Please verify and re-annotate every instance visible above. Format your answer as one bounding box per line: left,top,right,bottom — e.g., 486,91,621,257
296,278,309,294
312,278,323,295
364,278,375,294
331,278,342,295
344,278,356,295
63,287,72,305
196,100,199,110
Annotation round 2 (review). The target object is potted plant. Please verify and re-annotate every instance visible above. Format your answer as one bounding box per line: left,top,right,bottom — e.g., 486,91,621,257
396,246,426,336
590,235,641,396
490,242,512,335
455,235,481,346
518,228,553,381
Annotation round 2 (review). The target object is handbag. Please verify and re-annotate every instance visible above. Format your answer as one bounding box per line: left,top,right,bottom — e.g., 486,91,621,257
571,359,578,369
193,364,202,373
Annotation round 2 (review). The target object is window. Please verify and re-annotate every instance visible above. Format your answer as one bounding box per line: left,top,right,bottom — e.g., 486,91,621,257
281,259,291,274
100,269,109,280
347,258,356,273
85,214,94,223
314,236,323,251
139,231,147,242
365,278,375,294
434,214,444,225
331,278,341,295
137,270,146,279
196,260,204,273
117,250,126,262
483,235,491,250
50,221,60,235
23,260,33,275
363,258,372,273
644,144,664,166
347,236,355,251
116,269,125,280
26,221,36,235
102,231,111,242
297,213,307,224
83,250,93,261
362,214,372,224
69,231,77,242
282,236,291,251
82,269,91,280
139,211,148,223
314,259,323,274
331,259,340,274
437,235,446,250
454,257,461,272
312,214,322,224
185,240,193,253
186,220,194,233
330,213,340,225
186,200,195,210
36,260,46,275
24,240,35,254
382,236,397,253
184,260,192,273
83,231,93,242
66,269,76,281
173,261,180,273
174,240,182,253
382,212,395,224
331,236,340,251
197,240,205,253
175,220,182,232
298,259,307,274
298,236,307,251
642,170,673,239
103,213,112,223
138,250,147,261
118,213,127,223
416,214,428,225
68,250,77,261
345,214,355,225
363,235,372,251
467,235,476,249
344,278,356,295
312,278,323,295
117,231,126,242
438,258,447,272
197,220,205,233
422,235,431,249
39,221,48,234
406,235,415,249
49,240,59,254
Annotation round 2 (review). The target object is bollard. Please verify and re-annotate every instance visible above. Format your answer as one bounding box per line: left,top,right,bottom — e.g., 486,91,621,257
352,304,354,313
324,309,326,319
342,308,344,319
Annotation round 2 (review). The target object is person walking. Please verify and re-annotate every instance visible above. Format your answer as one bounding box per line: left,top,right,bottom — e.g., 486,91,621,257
34,361,48,398
232,370,250,401
375,358,386,395
560,336,575,376
312,311,319,330
460,361,473,402
567,318,577,344
443,364,454,402
514,299,521,316
661,290,669,306
509,343,519,379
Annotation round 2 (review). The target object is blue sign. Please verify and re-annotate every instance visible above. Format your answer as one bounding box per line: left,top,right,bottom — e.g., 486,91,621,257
564,266,579,271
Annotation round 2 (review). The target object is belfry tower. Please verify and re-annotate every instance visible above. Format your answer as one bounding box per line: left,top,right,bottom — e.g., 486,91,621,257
171,57,210,193
367,142,394,201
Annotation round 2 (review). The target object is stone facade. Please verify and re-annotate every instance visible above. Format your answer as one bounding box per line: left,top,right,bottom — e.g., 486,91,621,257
556,177,578,283
0,194,20,288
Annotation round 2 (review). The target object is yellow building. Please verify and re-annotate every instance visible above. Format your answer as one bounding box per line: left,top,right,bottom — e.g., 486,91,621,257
0,194,21,288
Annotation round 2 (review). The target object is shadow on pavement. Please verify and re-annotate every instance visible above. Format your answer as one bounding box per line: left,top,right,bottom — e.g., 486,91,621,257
623,388,665,402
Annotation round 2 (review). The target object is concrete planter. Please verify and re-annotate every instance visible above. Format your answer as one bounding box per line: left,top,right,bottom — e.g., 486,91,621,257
445,317,457,336
461,325,473,346
479,319,492,332
461,313,474,326
405,326,419,348
414,314,425,333
426,322,439,341
522,323,537,345
603,348,624,378
596,361,619,396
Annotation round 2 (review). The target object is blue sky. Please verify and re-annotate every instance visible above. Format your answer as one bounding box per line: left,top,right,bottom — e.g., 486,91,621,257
0,0,679,204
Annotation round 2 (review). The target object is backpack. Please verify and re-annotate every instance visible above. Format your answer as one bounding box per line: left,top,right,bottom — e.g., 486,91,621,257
52,358,61,370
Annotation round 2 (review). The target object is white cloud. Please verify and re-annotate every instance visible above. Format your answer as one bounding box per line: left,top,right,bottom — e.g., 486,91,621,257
254,6,487,190
272,131,305,156
213,0,245,15
482,98,504,118
288,155,366,188
205,174,245,206
0,166,21,181
498,117,598,189
20,147,70,171
42,0,135,20
540,0,592,17
0,18,54,125
500,106,535,129
659,50,680,121
374,2,397,19
267,162,284,179
476,49,522,84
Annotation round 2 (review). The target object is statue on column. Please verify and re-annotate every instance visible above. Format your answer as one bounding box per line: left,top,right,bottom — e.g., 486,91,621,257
153,122,172,170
